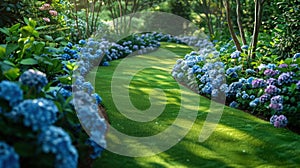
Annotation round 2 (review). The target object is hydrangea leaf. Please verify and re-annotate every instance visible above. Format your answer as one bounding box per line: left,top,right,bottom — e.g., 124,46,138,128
20,58,38,65
3,67,20,80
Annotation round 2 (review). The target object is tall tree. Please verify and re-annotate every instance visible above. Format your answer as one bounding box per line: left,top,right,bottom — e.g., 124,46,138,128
236,0,247,45
224,0,242,51
249,0,266,59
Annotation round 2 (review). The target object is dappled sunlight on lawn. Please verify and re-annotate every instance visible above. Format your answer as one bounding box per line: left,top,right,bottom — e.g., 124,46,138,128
93,43,300,167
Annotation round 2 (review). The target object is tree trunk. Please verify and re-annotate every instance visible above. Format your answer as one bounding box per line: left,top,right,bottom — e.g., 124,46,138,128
249,0,264,59
73,0,81,39
236,0,247,45
84,0,90,37
224,0,242,51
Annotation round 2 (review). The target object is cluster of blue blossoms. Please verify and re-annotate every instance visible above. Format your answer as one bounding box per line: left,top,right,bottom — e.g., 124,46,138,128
173,43,300,128
0,141,20,168
38,126,78,168
0,69,80,167
10,98,58,131
0,81,23,106
19,69,48,92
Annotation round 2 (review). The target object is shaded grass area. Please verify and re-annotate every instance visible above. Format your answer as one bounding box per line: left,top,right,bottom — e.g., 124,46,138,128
91,43,300,167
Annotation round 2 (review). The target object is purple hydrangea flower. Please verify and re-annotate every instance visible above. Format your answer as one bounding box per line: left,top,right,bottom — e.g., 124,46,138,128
259,94,270,103
269,103,283,111
264,69,278,77
297,80,300,90
278,72,294,85
252,79,265,88
271,95,283,104
270,115,288,128
264,85,279,95
278,64,288,68
266,78,277,85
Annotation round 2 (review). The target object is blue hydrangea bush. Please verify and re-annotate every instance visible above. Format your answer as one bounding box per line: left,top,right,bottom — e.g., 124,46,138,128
0,22,108,167
172,37,300,129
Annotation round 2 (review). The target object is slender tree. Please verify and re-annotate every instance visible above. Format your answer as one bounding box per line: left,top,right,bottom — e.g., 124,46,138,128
224,0,242,51
236,0,247,45
249,0,266,59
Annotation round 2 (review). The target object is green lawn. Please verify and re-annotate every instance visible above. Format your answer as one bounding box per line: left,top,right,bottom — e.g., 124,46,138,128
90,43,300,167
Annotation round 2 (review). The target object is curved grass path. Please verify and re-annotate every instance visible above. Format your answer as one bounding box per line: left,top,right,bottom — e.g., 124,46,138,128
90,43,300,167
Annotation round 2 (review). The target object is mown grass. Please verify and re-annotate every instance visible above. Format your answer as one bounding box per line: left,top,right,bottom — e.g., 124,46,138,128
91,43,300,167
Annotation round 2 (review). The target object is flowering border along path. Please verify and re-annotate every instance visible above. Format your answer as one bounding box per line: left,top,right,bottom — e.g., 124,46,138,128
91,42,300,167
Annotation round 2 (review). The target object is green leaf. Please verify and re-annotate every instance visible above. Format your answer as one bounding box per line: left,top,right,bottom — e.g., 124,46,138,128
24,18,29,25
44,35,53,41
32,41,45,54
3,60,15,66
284,58,293,64
9,23,21,32
35,25,48,31
3,68,20,80
58,76,72,85
20,58,38,65
28,18,37,28
0,28,10,36
0,46,6,58
54,37,65,42
32,30,39,38
6,44,19,56
20,26,34,37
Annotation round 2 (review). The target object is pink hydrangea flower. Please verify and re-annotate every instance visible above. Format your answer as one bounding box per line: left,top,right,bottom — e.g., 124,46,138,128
49,10,58,16
43,18,50,22
39,3,51,10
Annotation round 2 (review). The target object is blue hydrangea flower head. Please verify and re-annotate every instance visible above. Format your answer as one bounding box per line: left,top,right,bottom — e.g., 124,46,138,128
10,98,58,131
79,39,86,45
267,63,276,69
211,89,219,97
247,77,254,84
67,42,73,48
52,88,72,99
82,82,94,95
246,69,255,74
92,93,102,105
102,61,110,66
19,69,48,92
293,53,300,60
0,81,23,106
230,51,241,59
38,126,78,168
249,101,257,107
229,101,238,108
241,45,249,50
220,47,226,53
0,141,20,168
249,95,255,100
86,138,104,159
